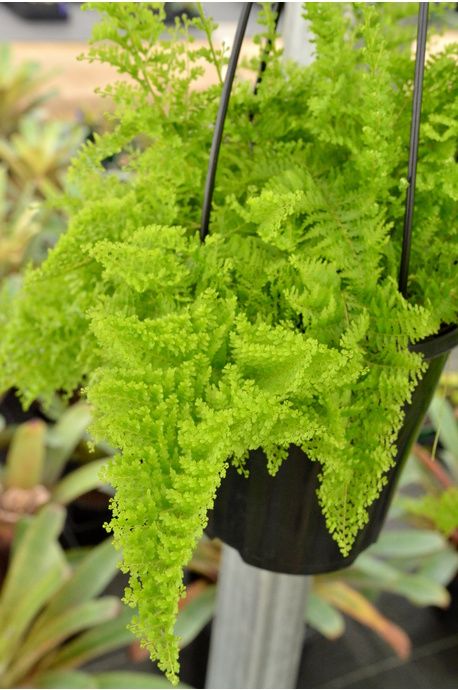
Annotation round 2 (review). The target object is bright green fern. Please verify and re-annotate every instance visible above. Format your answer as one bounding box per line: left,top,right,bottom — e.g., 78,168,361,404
0,3,456,682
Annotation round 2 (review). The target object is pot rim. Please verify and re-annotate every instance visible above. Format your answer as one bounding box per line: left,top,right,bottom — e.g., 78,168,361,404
409,324,458,360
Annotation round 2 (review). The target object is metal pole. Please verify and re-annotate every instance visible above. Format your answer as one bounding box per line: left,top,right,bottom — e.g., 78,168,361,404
206,544,309,689
398,2,429,298
281,2,315,66
200,3,253,242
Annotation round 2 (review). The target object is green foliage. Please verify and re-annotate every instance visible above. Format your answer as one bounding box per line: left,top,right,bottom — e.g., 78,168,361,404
174,583,217,649
428,394,458,475
311,526,458,657
0,47,86,299
0,45,51,139
0,505,179,689
0,403,110,542
406,488,458,537
0,117,85,203
0,167,41,280
0,2,456,682
396,392,458,539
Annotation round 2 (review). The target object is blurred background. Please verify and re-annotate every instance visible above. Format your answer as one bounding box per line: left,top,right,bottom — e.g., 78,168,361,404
0,3,457,689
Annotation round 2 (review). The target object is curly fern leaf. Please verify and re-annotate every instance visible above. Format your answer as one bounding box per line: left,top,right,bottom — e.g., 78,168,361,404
0,2,456,683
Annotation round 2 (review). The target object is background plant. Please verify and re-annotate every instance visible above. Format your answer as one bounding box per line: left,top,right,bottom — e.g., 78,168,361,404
395,389,458,547
0,45,51,140
0,3,456,682
0,504,194,689
0,402,110,556
310,387,458,650
0,46,85,293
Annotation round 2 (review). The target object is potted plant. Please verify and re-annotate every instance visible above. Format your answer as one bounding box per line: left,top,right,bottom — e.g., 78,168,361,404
399,391,458,548
0,401,110,576
0,504,192,689
0,2,456,683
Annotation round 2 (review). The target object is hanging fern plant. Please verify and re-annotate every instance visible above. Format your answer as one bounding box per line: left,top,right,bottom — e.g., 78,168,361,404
0,2,456,683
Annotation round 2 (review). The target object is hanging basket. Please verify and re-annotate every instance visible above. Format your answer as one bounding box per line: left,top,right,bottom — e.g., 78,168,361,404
201,4,456,574
206,325,458,574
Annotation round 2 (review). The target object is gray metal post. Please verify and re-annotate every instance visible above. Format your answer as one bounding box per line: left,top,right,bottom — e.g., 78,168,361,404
282,3,315,66
206,544,309,689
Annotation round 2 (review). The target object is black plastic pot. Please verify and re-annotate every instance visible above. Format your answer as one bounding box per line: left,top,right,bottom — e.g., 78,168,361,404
206,325,458,575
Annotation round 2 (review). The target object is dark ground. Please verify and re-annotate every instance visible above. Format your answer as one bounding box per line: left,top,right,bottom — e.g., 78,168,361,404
297,585,458,689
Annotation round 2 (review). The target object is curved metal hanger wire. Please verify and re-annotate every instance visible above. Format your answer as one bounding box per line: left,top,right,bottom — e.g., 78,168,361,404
199,1,430,303
399,2,429,298
199,2,253,243
200,2,283,242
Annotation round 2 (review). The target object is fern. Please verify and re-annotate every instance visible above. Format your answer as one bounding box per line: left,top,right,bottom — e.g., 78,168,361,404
0,3,456,682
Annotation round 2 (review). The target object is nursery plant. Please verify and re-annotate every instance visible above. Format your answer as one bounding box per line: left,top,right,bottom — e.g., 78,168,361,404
0,47,86,295
0,114,85,284
0,46,51,139
0,402,109,549
0,504,189,689
0,117,86,206
0,167,41,281
0,2,456,682
397,392,458,544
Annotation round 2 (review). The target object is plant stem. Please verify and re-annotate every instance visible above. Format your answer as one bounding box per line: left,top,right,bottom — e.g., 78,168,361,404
412,443,453,489
196,3,223,86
